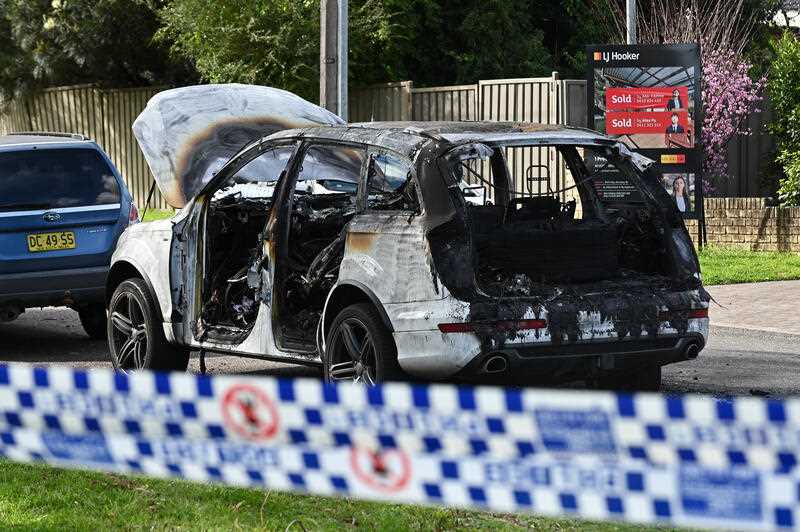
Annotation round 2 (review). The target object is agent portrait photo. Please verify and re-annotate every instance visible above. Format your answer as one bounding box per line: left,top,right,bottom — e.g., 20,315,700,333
667,89,683,110
666,174,692,213
665,112,685,134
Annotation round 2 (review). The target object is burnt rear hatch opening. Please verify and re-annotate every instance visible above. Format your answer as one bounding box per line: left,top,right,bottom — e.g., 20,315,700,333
431,140,705,342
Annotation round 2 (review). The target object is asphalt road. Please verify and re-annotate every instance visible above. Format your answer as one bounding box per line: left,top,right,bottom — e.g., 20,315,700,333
1,307,799,396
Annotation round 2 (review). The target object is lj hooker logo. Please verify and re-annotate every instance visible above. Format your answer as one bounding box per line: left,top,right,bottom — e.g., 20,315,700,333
593,50,641,63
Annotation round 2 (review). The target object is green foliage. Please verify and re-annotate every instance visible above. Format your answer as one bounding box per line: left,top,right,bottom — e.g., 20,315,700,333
0,0,194,100
450,0,553,82
0,0,613,100
157,0,601,97
157,0,414,102
157,0,319,101
777,150,800,206
767,32,800,205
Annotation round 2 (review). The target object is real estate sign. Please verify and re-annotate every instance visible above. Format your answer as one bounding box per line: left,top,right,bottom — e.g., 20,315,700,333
587,44,702,219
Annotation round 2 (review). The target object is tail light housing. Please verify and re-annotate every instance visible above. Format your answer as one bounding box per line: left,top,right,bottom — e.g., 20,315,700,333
128,203,140,225
687,308,709,319
659,308,709,321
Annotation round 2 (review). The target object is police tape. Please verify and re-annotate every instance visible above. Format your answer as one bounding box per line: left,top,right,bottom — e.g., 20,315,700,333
0,362,798,530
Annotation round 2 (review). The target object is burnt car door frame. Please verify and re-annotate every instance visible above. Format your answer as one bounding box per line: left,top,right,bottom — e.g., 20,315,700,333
269,137,370,354
169,137,301,348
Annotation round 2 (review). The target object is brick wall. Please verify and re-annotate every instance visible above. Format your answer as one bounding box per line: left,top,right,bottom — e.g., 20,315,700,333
684,198,800,252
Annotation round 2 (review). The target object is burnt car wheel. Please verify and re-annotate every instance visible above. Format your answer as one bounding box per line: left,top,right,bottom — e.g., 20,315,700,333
107,278,190,372
324,303,403,384
594,365,662,392
78,304,107,340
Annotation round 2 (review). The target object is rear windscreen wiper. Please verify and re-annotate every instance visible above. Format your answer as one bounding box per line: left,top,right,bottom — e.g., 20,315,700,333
0,202,53,211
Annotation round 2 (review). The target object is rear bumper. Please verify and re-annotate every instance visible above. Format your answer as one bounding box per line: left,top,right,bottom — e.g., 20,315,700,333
0,266,108,308
395,327,707,382
455,333,705,382
388,292,710,380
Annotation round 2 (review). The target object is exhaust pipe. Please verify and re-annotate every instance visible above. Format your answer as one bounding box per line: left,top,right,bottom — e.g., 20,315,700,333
684,343,700,359
481,354,508,374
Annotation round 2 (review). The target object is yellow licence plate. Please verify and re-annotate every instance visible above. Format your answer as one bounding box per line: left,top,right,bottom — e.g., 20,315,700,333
27,231,76,252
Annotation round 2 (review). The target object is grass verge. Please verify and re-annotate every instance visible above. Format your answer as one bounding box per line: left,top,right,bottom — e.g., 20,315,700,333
141,208,175,222
698,247,800,285
0,461,656,531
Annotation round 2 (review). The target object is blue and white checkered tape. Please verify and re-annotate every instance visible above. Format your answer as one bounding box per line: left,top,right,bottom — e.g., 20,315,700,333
0,362,799,530
0,426,797,530
0,364,797,471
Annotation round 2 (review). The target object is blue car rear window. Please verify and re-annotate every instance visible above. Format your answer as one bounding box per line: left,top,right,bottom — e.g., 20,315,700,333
0,148,120,211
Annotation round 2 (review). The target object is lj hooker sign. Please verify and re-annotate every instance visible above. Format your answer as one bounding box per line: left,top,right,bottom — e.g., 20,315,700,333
586,44,702,219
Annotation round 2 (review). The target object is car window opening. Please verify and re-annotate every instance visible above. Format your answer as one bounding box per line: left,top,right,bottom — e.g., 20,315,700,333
275,144,366,347
198,145,293,340
446,143,693,298
366,153,418,212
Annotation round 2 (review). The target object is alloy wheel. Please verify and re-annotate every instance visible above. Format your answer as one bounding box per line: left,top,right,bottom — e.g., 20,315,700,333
109,292,148,370
328,317,377,384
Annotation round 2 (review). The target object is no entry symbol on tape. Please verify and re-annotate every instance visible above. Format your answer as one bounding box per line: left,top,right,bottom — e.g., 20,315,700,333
221,383,279,440
350,447,412,493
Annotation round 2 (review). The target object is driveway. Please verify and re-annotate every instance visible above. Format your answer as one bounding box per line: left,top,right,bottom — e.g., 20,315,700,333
708,280,800,336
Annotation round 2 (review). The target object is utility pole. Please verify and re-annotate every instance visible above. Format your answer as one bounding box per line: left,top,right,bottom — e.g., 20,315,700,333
320,0,348,121
626,0,637,44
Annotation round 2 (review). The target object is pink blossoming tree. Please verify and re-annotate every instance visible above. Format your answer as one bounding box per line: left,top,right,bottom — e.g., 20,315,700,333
700,48,765,191
606,0,767,192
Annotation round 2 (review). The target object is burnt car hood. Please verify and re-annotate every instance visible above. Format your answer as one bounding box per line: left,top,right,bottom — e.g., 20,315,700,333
132,84,344,208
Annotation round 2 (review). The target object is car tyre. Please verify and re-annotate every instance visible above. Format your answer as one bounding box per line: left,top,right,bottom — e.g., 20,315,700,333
78,304,108,340
107,278,190,372
594,365,662,392
324,303,404,384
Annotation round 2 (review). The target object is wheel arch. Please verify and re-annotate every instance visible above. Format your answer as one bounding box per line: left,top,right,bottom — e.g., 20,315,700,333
322,281,394,343
106,261,164,322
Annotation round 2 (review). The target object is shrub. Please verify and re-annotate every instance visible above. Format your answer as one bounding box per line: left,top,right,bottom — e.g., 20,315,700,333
768,32,800,206
777,150,800,206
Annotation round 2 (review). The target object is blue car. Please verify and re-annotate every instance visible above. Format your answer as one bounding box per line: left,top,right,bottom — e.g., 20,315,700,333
0,132,137,338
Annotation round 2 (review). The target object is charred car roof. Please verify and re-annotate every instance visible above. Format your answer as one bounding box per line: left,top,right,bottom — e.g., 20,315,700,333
266,121,617,158
264,121,635,232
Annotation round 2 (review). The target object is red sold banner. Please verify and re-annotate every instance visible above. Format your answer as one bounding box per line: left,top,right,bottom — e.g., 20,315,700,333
605,86,689,111
606,110,689,135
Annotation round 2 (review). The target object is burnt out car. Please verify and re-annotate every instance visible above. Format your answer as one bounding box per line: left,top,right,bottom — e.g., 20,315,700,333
107,85,708,390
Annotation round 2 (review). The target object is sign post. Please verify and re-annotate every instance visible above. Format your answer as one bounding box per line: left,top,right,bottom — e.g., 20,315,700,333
587,44,705,244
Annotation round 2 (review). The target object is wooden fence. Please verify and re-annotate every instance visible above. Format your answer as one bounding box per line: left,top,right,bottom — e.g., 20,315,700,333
351,73,588,127
348,81,412,122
